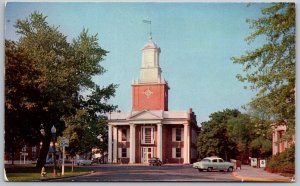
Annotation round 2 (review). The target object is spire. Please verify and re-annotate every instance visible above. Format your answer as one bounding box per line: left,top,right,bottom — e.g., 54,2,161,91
149,31,152,40
143,19,152,40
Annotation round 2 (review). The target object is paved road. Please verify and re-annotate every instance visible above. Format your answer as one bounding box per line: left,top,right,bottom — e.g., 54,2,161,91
54,164,239,182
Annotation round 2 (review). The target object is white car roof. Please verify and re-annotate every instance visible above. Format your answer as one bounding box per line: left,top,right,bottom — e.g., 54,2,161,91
204,156,223,160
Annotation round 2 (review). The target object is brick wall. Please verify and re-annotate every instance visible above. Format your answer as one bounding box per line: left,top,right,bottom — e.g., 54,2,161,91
132,83,168,111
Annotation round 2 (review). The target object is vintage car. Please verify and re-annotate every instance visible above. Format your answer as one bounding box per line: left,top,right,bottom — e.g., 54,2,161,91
193,156,234,172
148,157,163,166
77,158,93,166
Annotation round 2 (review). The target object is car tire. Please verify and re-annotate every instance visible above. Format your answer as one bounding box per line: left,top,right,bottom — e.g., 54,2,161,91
198,169,203,172
227,167,233,172
207,167,212,172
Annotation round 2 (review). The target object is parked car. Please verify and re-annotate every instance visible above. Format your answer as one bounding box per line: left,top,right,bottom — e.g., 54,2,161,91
193,156,234,172
148,157,162,166
77,158,93,166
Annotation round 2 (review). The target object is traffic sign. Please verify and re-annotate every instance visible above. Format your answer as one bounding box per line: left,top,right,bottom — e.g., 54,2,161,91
60,138,69,147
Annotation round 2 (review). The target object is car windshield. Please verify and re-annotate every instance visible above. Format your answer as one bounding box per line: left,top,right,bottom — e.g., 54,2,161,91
201,158,210,162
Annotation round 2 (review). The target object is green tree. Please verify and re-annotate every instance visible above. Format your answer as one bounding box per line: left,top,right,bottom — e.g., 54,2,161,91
197,109,240,160
227,112,272,159
231,3,295,138
5,40,41,164
227,114,251,156
5,12,117,168
248,115,272,157
63,85,117,158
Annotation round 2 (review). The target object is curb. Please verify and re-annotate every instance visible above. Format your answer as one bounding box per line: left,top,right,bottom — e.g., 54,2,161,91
232,172,293,182
39,171,93,181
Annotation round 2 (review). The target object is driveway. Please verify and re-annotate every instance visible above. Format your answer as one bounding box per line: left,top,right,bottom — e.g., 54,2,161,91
55,164,239,182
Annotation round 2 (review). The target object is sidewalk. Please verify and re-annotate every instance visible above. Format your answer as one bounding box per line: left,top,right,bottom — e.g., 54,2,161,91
232,165,294,182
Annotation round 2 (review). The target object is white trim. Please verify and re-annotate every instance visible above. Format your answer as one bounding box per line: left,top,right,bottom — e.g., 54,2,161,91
141,147,153,164
172,148,175,158
141,126,155,144
172,128,175,141
118,148,122,158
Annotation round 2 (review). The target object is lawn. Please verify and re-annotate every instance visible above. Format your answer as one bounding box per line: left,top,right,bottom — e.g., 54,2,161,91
5,164,93,181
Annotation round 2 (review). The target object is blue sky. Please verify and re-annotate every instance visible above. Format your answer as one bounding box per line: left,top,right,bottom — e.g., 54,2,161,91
5,2,269,123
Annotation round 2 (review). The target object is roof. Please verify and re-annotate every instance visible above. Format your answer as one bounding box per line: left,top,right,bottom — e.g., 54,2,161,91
143,39,159,49
107,110,190,121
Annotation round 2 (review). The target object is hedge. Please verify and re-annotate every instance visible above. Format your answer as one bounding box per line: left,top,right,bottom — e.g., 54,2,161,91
265,144,295,174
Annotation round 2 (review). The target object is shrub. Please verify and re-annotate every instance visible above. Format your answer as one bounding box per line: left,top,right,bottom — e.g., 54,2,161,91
265,144,295,174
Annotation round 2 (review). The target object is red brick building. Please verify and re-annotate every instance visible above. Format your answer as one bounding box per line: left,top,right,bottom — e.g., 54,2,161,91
4,145,40,164
272,124,295,155
107,37,199,164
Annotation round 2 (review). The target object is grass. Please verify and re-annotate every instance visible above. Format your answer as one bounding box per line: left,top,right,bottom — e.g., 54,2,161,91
5,164,93,181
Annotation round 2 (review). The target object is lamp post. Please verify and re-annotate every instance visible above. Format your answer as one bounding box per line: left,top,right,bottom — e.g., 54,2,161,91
51,125,57,176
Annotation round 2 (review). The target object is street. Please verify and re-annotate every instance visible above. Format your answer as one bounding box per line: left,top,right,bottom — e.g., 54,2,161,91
53,164,239,182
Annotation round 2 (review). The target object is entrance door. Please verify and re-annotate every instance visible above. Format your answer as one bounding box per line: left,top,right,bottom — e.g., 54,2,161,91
141,147,153,164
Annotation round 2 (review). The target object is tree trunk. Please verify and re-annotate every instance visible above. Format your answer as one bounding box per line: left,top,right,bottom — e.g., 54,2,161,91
36,135,51,168
224,151,228,161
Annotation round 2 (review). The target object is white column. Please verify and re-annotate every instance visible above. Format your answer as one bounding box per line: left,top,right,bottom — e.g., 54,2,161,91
183,123,190,164
157,123,162,160
108,125,113,163
113,126,118,163
130,124,136,164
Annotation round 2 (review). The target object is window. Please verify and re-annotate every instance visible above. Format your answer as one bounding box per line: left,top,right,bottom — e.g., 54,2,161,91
142,127,154,144
176,148,181,158
212,159,218,163
201,159,211,163
121,148,127,158
176,128,181,141
219,159,224,163
121,129,127,141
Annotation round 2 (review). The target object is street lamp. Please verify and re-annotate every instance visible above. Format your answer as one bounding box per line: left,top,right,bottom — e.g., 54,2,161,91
51,125,57,176
40,124,45,136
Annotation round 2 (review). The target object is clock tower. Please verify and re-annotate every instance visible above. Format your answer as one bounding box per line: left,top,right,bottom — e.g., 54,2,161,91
132,37,169,111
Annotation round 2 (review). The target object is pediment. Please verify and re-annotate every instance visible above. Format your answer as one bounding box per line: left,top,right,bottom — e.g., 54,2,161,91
128,110,163,120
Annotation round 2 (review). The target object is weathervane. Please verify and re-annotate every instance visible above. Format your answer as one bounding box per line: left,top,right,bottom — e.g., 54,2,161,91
142,19,152,39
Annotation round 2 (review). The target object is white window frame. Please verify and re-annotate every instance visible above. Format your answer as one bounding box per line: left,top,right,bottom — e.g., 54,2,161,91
172,128,183,142
118,148,128,158
172,147,183,158
141,126,155,144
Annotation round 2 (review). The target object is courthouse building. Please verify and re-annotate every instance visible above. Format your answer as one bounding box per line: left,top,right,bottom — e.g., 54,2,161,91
107,37,199,164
